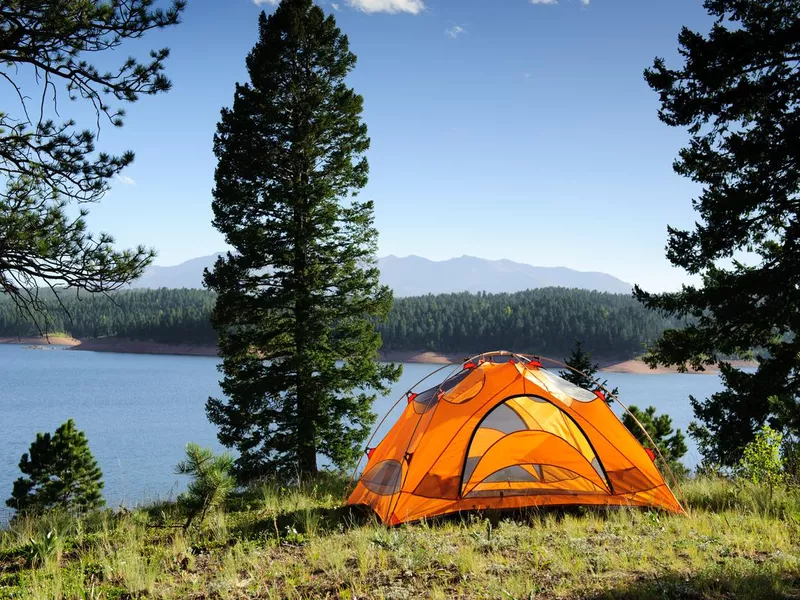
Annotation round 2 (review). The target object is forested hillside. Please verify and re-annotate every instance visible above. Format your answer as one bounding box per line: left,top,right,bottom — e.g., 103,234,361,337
0,289,217,344
382,289,684,357
0,288,684,358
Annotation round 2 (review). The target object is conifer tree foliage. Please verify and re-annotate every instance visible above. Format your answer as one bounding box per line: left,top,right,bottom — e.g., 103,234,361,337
176,443,236,530
622,406,689,477
635,0,800,466
205,1,401,481
0,0,185,328
0,287,681,356
559,339,618,403
6,419,104,514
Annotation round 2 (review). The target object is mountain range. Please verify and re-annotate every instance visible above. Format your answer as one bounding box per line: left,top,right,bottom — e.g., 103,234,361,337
130,253,633,296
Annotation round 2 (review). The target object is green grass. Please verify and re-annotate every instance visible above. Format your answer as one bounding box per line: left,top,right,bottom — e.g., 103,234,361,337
1,478,799,599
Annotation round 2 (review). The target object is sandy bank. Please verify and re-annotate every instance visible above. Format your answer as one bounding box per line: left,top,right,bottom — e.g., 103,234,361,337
378,350,467,364
600,358,757,374
0,335,80,347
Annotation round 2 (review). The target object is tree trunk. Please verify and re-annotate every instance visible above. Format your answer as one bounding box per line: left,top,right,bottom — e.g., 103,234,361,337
294,198,317,478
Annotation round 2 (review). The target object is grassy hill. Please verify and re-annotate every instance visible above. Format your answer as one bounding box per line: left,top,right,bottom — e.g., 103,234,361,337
1,477,798,599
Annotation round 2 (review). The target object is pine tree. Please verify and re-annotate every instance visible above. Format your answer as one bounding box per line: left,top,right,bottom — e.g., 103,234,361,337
176,443,236,530
205,0,401,481
622,406,688,477
559,339,618,403
635,0,800,466
6,419,104,513
0,0,185,328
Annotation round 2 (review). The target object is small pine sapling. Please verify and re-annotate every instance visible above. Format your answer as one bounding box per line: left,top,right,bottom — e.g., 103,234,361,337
176,443,236,530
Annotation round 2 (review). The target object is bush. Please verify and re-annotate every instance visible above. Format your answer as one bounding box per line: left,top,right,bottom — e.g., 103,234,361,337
176,443,235,530
5,419,104,514
738,425,785,488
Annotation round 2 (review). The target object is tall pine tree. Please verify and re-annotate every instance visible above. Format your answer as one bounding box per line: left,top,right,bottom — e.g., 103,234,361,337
635,0,800,466
205,0,401,481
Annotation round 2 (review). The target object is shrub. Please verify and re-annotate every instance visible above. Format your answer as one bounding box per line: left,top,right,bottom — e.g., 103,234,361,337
176,443,235,530
738,425,785,488
5,419,104,514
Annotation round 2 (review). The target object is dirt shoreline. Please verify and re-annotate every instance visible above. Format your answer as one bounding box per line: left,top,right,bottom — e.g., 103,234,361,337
377,351,756,374
0,335,80,347
0,338,756,373
0,336,217,357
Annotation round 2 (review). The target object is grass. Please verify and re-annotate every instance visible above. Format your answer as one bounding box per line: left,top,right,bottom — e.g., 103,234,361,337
1,477,799,599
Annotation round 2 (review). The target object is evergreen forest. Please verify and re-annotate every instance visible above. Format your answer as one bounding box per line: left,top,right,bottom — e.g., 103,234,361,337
0,287,684,359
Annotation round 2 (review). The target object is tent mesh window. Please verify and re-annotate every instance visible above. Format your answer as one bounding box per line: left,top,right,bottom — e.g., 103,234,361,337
533,369,598,402
412,386,440,414
441,368,485,404
413,367,486,413
461,396,609,498
361,460,403,495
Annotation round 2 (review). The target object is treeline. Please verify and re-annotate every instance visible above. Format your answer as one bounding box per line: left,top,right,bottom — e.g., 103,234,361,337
0,289,217,344
0,288,683,357
381,289,684,358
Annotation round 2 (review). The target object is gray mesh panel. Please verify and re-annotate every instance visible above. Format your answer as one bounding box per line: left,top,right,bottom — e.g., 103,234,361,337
480,403,528,435
440,369,471,393
537,369,598,402
465,488,606,499
591,457,607,484
462,456,480,485
413,386,439,414
362,460,402,496
482,465,539,484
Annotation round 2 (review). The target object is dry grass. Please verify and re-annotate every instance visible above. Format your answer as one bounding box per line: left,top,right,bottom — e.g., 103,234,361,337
1,477,799,599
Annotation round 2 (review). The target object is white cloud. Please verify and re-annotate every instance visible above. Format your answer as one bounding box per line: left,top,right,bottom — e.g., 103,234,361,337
331,2,340,8
445,25,466,39
346,0,425,14
252,0,278,5
581,0,590,4
115,174,135,185
529,0,558,4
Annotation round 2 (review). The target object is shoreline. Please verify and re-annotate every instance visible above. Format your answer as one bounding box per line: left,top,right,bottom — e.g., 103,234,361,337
377,351,756,374
0,338,757,374
0,336,218,357
73,338,219,357
0,335,80,347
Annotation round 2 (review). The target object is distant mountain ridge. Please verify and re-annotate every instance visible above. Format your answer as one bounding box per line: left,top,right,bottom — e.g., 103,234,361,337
129,254,224,291
379,255,632,296
130,253,632,296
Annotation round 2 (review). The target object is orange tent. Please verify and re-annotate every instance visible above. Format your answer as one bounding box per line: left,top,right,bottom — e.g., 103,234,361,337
347,351,685,525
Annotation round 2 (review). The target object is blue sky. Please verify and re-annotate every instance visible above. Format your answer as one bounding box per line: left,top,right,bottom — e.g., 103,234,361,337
81,0,712,292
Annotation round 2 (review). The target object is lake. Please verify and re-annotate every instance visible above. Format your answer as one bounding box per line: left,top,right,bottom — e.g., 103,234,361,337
0,343,729,521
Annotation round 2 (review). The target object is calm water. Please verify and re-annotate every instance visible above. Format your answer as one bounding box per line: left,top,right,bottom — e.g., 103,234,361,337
1,344,729,520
